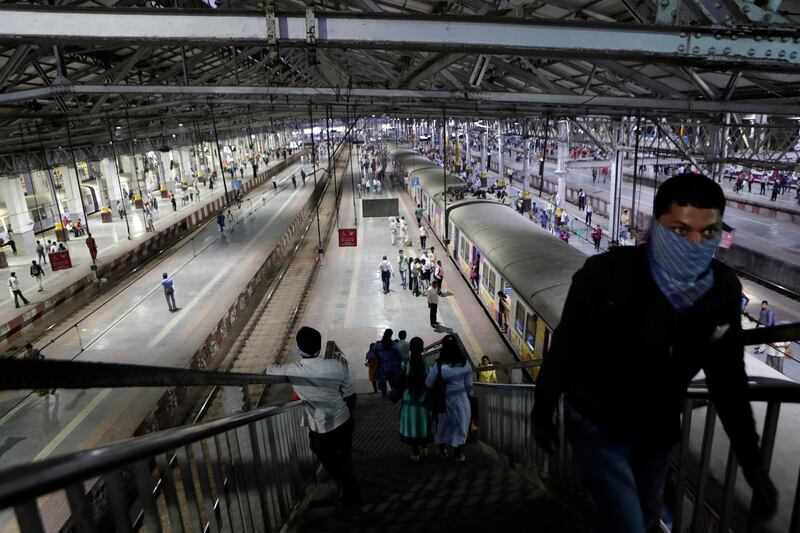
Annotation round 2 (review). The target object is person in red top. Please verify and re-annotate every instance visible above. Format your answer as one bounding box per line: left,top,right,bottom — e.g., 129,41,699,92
85,233,98,264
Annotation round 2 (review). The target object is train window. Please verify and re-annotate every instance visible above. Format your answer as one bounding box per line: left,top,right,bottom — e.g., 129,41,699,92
515,302,525,333
487,269,496,295
460,237,468,260
481,259,488,288
525,312,537,351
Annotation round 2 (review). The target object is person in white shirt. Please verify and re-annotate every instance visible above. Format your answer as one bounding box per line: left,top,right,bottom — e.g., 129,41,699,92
399,216,408,242
419,225,428,249
265,327,360,505
389,217,397,245
8,272,29,308
427,281,440,327
379,255,394,294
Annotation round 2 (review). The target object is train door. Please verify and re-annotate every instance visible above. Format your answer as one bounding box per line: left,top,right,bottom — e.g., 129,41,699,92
453,226,460,260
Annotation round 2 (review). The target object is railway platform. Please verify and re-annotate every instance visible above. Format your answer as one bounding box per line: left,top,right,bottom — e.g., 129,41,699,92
0,158,312,483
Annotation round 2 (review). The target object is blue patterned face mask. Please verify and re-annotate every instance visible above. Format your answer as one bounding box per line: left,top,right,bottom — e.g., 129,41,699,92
647,220,721,310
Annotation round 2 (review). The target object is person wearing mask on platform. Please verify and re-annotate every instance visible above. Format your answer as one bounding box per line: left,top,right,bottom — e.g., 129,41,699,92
532,173,777,533
265,327,360,505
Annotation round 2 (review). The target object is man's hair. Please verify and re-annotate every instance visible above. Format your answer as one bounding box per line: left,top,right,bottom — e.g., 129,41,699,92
653,172,726,218
296,326,322,354
25,343,32,349
762,300,769,305
162,273,168,279
399,330,407,339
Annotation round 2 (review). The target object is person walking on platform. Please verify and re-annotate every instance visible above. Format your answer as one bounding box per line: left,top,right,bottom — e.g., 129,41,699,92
217,211,225,233
591,224,603,253
171,195,177,212
8,272,29,308
30,260,44,292
411,258,421,296
754,300,776,354
300,168,307,185
427,281,440,328
117,200,126,221
585,203,593,226
36,240,47,265
434,260,444,296
532,173,777,533
365,343,379,393
419,225,428,249
161,273,177,312
389,217,397,245
378,255,394,294
400,337,433,461
399,216,408,243
578,189,586,211
398,249,407,289
85,233,98,264
265,326,360,505
291,173,297,188
427,335,473,462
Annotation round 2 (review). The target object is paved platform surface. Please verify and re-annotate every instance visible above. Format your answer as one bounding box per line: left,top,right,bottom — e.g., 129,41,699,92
0,157,291,327
286,387,586,533
297,157,515,379
0,162,312,490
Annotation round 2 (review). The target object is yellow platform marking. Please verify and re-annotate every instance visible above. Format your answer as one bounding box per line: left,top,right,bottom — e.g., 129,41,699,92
33,388,112,461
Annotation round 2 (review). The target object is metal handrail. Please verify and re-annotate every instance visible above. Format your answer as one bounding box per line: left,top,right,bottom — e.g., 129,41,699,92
0,359,341,390
0,401,300,509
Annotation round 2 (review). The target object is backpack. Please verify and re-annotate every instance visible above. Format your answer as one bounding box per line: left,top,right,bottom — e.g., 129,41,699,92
30,264,41,277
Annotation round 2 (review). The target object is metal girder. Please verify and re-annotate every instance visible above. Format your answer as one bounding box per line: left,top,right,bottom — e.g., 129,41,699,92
2,8,800,70
3,84,800,114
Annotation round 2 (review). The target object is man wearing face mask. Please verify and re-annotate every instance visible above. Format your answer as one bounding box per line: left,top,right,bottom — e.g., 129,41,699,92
531,173,777,532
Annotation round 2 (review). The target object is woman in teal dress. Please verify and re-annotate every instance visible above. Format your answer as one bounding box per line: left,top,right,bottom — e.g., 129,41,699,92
399,337,433,461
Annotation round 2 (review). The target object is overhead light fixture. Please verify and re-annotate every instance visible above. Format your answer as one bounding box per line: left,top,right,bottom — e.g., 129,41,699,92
178,123,183,127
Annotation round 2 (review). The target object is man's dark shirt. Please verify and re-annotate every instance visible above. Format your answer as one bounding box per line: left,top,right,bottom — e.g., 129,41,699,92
532,246,760,466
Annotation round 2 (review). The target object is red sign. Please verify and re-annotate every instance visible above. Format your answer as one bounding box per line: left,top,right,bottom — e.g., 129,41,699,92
49,251,73,272
338,228,357,247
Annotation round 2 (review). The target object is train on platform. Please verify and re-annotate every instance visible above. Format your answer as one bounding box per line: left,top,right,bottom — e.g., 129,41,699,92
393,145,586,366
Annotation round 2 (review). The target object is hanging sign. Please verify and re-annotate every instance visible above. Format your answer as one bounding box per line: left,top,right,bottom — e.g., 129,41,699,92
338,228,357,247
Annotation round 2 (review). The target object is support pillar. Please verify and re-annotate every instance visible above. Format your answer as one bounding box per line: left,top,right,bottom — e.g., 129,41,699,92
555,120,569,208
497,124,504,179
62,166,84,222
159,151,173,196
101,158,121,205
465,130,472,169
522,139,531,211
480,132,487,174
609,148,625,245
0,175,36,254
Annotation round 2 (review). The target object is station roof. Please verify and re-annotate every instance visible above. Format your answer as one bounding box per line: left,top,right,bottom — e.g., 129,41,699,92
1,0,800,171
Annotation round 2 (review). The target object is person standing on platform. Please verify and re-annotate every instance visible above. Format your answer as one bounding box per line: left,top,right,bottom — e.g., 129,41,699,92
36,241,47,265
434,260,444,296
415,204,424,226
585,203,593,226
419,225,428,249
301,168,307,185
48,240,58,254
8,272,29,308
427,335,473,462
753,300,776,354
578,189,586,211
85,233,98,264
399,337,433,461
477,356,497,383
398,249,407,289
378,255,394,294
265,326,360,505
396,330,411,362
226,209,235,228
389,217,397,245
399,216,408,243
410,258,421,296
161,273,177,312
30,260,44,292
217,211,225,233
116,200,126,220
171,195,177,211
291,173,297,188
427,281,440,328
532,173,777,533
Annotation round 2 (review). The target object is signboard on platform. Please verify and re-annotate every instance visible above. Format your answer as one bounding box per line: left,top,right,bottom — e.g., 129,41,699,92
338,228,357,247
49,251,73,272
410,177,420,186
